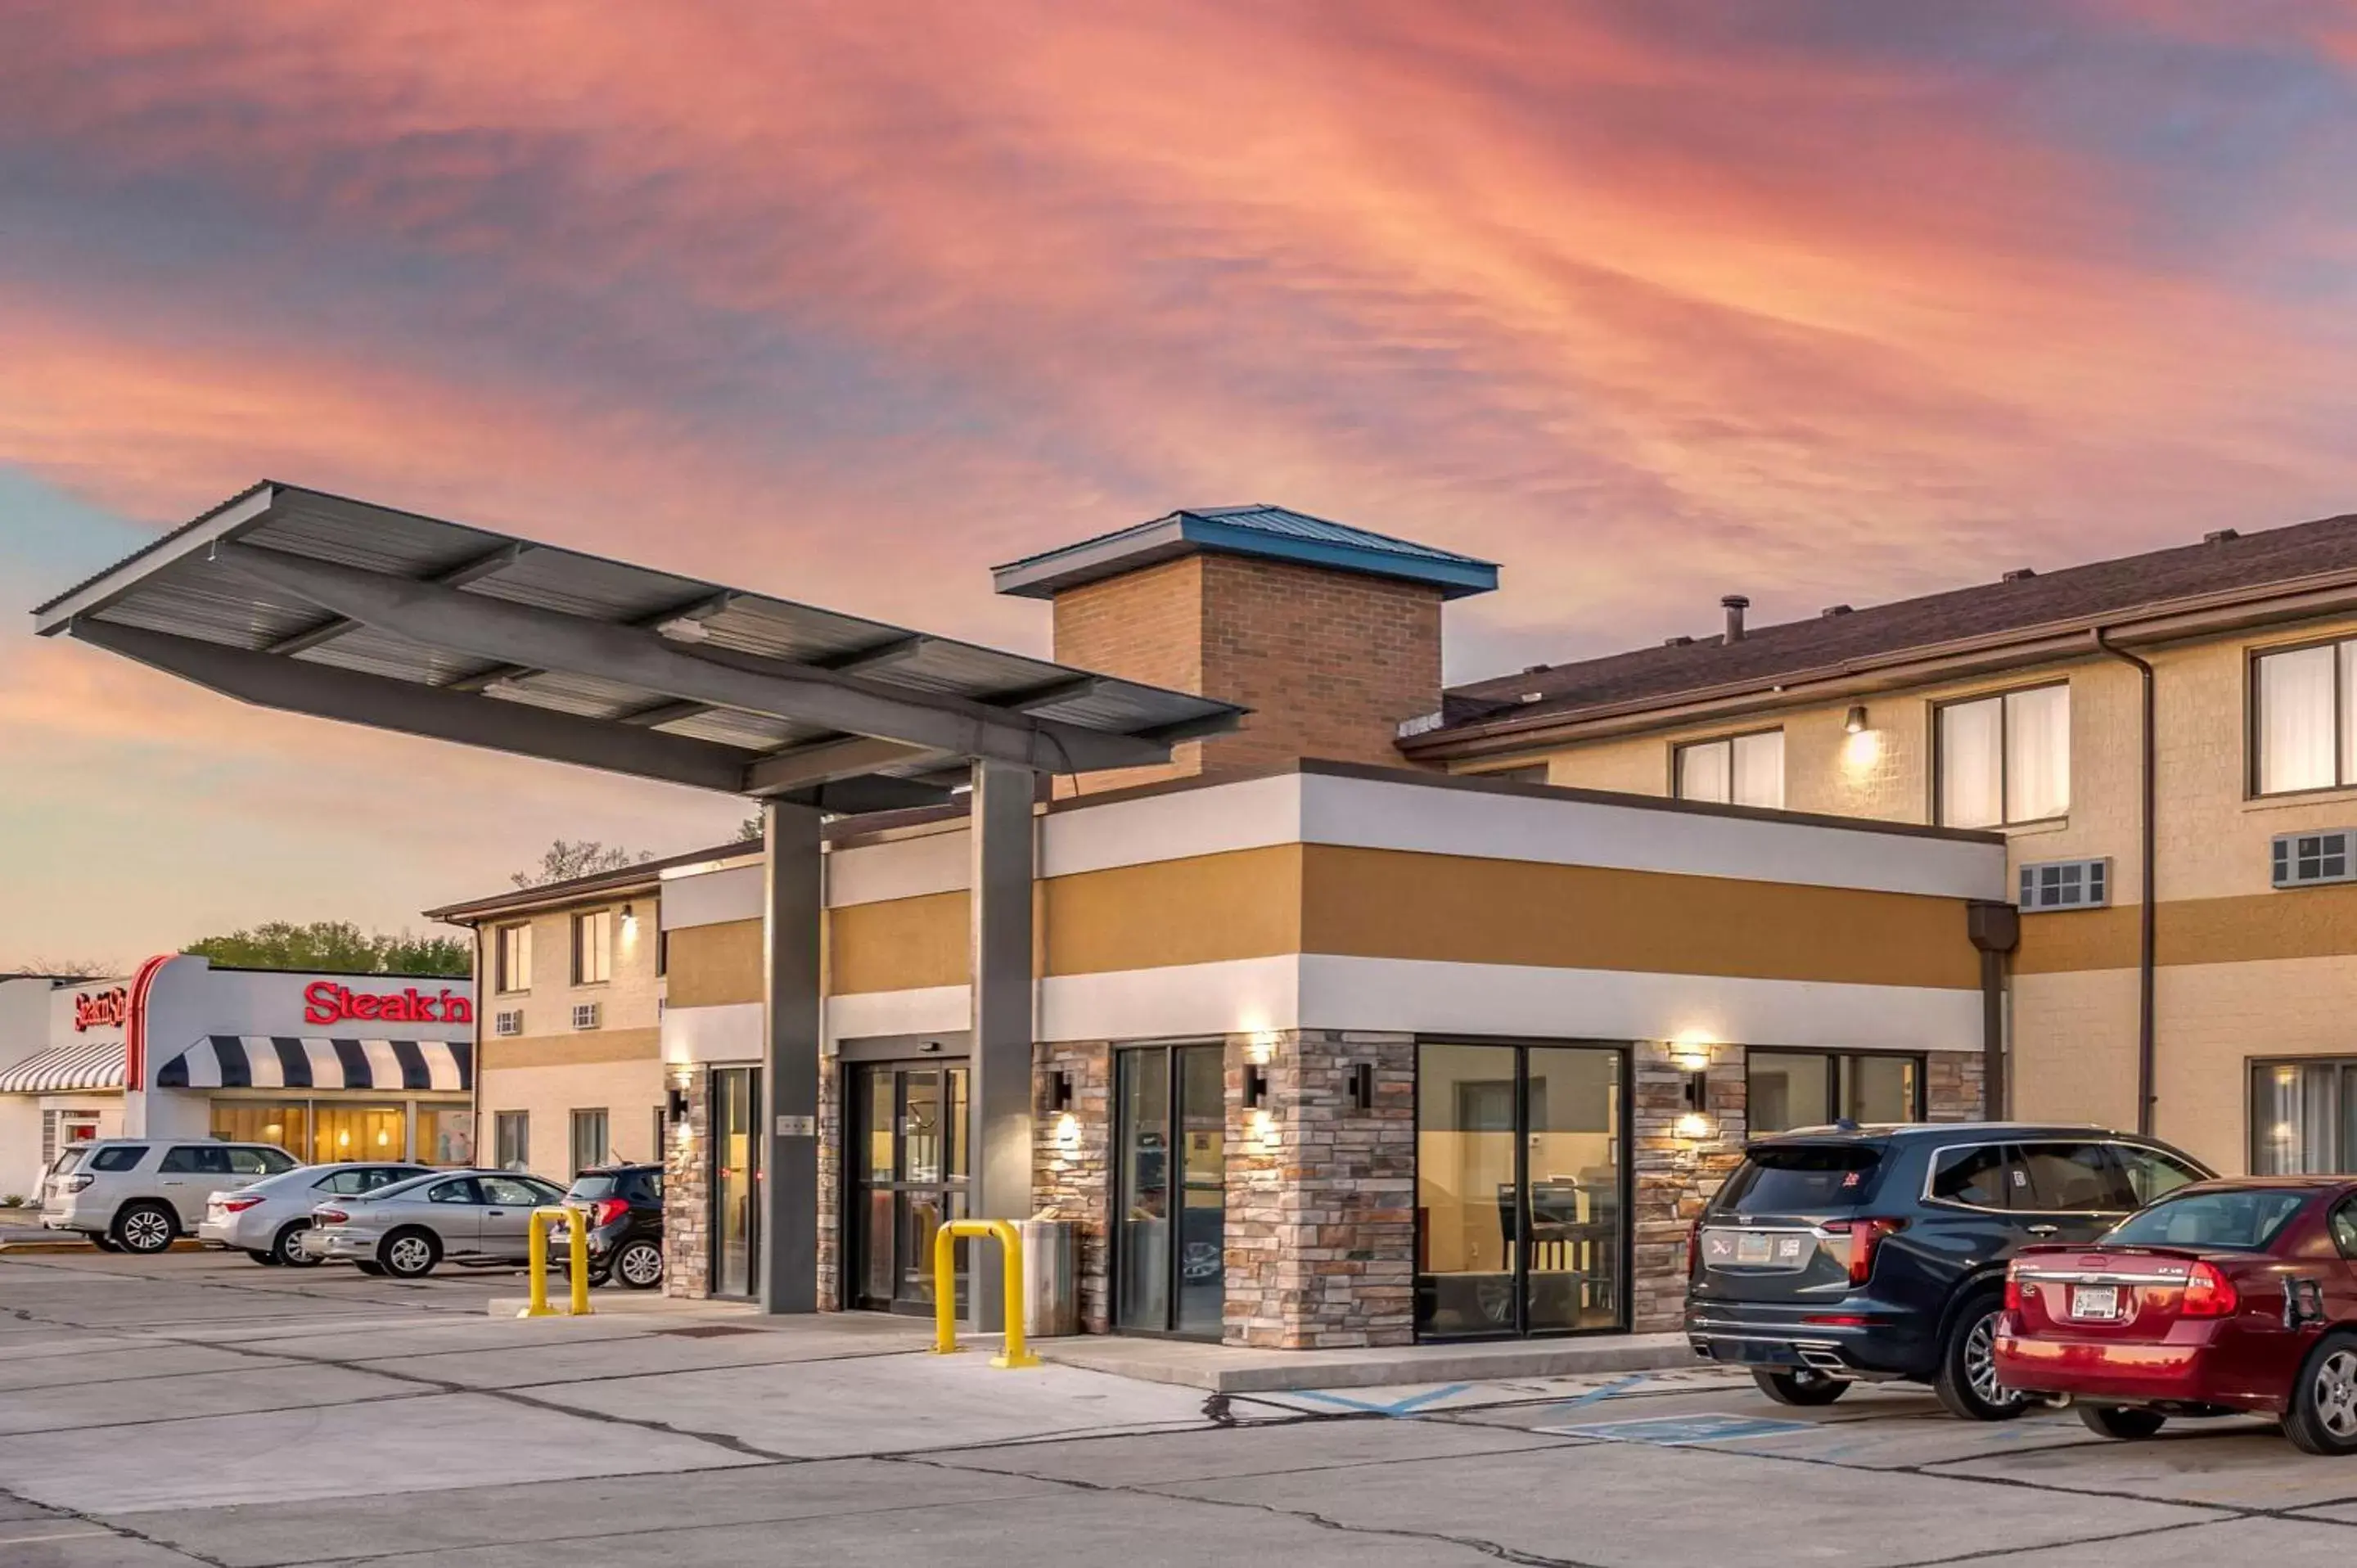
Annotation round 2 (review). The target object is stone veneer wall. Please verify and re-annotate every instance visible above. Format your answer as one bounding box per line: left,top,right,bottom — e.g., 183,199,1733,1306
1224,1030,1417,1349
1031,1040,1112,1332
662,1064,710,1300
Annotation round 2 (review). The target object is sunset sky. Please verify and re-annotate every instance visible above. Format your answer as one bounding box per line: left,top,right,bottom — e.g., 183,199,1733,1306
8,2,2357,969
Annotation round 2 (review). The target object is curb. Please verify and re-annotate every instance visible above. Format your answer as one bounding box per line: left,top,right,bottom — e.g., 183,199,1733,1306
0,1238,208,1255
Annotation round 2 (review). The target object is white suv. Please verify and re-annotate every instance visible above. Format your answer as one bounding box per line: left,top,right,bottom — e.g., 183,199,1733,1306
43,1140,300,1255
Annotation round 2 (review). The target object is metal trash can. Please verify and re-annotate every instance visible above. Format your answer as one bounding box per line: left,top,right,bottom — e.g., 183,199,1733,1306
1021,1216,1079,1339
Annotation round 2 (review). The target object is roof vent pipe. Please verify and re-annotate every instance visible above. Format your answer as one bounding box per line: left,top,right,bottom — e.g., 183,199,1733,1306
1721,594,1749,643
2003,568,2036,583
2205,529,2239,544
1821,604,1853,618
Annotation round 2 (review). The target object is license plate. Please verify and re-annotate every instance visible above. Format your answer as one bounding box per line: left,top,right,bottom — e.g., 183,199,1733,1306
1735,1232,1773,1264
2070,1284,2121,1320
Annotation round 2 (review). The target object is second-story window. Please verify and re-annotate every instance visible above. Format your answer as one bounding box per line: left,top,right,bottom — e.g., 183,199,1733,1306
494,923,532,994
2254,639,2357,795
1675,729,1783,809
1937,684,2070,828
573,909,614,986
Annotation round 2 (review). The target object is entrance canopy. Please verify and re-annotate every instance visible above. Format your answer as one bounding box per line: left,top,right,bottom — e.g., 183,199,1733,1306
33,482,1243,812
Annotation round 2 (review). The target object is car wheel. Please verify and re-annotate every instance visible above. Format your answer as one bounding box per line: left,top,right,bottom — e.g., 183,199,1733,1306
272,1223,321,1268
354,1260,388,1277
2284,1332,2357,1456
613,1239,665,1291
245,1248,280,1266
1752,1367,1849,1407
88,1233,121,1253
379,1228,440,1280
112,1203,177,1255
1933,1294,2032,1422
2079,1405,2166,1440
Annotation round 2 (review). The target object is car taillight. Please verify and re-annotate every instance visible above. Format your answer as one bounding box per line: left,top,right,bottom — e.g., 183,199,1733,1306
2003,1262,2023,1313
1848,1219,1904,1286
222,1196,266,1213
64,1174,93,1192
314,1207,349,1225
2181,1259,2238,1318
1685,1215,1703,1279
592,1197,629,1228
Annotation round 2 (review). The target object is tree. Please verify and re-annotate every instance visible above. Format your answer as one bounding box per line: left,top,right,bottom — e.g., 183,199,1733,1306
184,922,471,978
509,840,652,890
10,957,112,980
737,815,762,842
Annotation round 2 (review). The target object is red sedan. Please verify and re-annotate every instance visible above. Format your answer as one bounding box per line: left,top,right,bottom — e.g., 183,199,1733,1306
1995,1176,2357,1453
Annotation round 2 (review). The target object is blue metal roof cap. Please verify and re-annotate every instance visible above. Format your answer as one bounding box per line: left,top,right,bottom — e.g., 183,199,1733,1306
993,504,1499,601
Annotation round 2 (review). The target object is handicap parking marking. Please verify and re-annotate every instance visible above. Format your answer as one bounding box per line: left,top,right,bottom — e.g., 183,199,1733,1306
1533,1412,1815,1445
1285,1382,1472,1416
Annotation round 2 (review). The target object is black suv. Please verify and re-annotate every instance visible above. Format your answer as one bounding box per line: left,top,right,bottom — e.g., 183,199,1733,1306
1686,1123,2212,1419
562,1164,665,1290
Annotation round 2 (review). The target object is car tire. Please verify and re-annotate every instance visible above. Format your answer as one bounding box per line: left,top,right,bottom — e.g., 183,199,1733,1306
612,1239,665,1291
112,1202,177,1255
379,1228,440,1280
88,1233,121,1253
1932,1292,2033,1422
272,1223,320,1268
1753,1367,1848,1407
245,1248,280,1266
353,1260,388,1277
2283,1331,2357,1456
2079,1405,2166,1440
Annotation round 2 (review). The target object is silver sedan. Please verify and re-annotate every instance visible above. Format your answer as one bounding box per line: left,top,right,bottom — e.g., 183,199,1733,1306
297,1169,565,1278
198,1161,430,1266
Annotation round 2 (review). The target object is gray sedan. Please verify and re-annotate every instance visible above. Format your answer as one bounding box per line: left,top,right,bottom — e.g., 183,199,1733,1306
297,1169,566,1278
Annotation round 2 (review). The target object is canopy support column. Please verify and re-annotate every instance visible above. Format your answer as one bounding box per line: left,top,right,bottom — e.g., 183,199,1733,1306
759,799,823,1314
967,759,1038,1332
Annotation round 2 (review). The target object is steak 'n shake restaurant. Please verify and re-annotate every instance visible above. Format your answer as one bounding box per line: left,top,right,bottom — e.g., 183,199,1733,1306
0,956,476,1195
35,484,2008,1349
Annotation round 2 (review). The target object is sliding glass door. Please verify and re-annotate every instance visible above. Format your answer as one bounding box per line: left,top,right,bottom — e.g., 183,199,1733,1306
1416,1042,1626,1340
1114,1043,1227,1339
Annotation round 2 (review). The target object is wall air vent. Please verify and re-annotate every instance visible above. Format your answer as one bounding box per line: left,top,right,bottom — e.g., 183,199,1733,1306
571,1003,602,1031
493,1010,523,1039
2017,858,2109,912
2273,830,2357,889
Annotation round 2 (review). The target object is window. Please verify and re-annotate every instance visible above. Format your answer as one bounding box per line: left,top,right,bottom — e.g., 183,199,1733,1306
2330,1198,2357,1259
572,909,614,985
651,1106,667,1165
493,1111,530,1172
495,923,533,994
226,1148,280,1177
2013,1142,2138,1212
570,1109,610,1174
427,1178,481,1205
1929,1144,2023,1209
1937,684,2070,827
2253,639,2357,795
158,1146,232,1175
656,928,669,978
417,1107,474,1166
2018,858,2109,911
1746,1050,1923,1135
1675,730,1784,809
2114,1145,2206,1205
2251,1058,2357,1173
2108,1189,2309,1251
89,1146,146,1173
1711,1144,1884,1213
480,1176,545,1207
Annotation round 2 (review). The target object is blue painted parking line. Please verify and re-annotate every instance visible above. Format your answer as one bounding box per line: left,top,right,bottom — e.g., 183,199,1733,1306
1290,1382,1472,1416
1535,1413,1814,1445
1525,1372,1652,1415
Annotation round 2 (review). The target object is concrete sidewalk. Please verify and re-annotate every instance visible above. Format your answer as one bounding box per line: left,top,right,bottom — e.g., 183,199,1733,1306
1036,1328,1701,1391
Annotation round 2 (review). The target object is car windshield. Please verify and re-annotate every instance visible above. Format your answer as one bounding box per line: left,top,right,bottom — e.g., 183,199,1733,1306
1712,1143,1885,1214
50,1148,85,1175
2104,1188,2313,1251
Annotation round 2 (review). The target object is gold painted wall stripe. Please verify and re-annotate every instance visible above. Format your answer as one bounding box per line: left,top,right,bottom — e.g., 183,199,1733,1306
2016,884,2357,974
480,1028,661,1070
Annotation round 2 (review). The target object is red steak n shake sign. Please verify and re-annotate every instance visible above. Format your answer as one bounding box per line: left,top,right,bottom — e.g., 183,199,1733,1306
301,983,474,1028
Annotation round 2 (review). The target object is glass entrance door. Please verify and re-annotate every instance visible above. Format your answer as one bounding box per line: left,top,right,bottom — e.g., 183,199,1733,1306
848,1062,970,1314
711,1066,760,1299
1416,1043,1625,1340
1115,1044,1226,1339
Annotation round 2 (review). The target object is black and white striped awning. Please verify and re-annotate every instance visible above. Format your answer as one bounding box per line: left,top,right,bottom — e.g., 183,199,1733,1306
0,1040,128,1094
155,1037,471,1093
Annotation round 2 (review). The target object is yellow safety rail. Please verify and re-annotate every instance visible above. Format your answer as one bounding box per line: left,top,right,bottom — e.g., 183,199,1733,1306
929,1219,1039,1368
518,1206,594,1318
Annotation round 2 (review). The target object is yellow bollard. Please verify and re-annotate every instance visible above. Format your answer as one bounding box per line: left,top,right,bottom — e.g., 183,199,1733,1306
928,1219,1039,1368
517,1206,594,1319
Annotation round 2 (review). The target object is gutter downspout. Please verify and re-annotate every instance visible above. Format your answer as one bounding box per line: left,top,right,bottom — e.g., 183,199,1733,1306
1966,903,2019,1117
2093,629,2157,1138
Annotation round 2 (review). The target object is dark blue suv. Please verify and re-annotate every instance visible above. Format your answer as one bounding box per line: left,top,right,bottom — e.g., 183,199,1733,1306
1686,1123,2211,1418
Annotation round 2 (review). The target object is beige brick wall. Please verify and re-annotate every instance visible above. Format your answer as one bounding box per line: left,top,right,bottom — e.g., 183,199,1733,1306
480,899,664,1036
1053,552,1444,789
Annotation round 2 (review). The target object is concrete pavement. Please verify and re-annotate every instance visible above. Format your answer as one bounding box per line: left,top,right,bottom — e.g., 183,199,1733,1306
8,1249,2357,1565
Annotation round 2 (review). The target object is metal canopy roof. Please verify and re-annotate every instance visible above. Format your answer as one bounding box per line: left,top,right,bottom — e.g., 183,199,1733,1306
32,482,1245,813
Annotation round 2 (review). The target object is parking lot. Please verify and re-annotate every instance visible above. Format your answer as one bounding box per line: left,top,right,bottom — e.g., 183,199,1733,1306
5,1249,2357,1565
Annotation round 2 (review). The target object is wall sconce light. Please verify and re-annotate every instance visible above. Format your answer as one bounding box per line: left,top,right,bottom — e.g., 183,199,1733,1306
666,1085,688,1122
1683,1069,1709,1115
1347,1062,1374,1111
1845,704,1868,735
1243,1064,1269,1109
1048,1070,1075,1111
